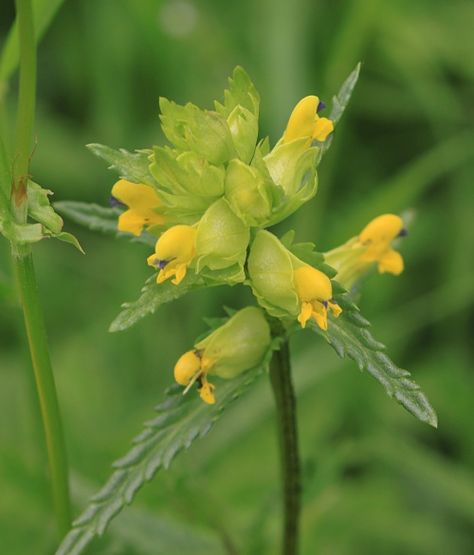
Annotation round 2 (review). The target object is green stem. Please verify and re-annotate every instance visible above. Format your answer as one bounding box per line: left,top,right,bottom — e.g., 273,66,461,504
11,0,72,536
270,338,301,555
13,252,72,535
12,0,36,220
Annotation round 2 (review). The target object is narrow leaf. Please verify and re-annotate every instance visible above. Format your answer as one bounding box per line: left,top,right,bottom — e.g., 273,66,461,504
314,292,437,427
55,366,265,555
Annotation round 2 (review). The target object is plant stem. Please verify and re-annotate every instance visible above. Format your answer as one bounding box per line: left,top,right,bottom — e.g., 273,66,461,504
11,0,72,536
13,252,72,535
269,338,301,555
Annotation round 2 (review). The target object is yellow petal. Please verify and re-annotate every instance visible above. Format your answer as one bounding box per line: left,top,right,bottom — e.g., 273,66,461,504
312,117,334,141
283,96,319,143
378,249,404,275
329,301,342,318
312,302,328,331
298,301,313,328
118,210,145,236
112,180,161,212
359,214,404,247
199,379,216,404
172,263,187,285
294,265,332,303
154,225,196,264
174,351,201,385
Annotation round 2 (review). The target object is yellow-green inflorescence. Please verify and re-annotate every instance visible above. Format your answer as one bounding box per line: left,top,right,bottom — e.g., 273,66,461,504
106,67,405,403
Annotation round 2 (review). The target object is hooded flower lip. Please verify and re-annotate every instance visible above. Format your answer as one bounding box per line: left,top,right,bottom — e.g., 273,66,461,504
282,95,334,144
358,214,405,275
111,179,164,236
147,224,197,285
293,265,342,330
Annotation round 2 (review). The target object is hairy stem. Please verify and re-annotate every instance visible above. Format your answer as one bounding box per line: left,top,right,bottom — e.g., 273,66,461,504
11,0,71,536
269,338,301,555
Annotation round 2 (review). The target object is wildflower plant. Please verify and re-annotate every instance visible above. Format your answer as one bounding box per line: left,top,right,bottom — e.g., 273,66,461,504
52,64,438,555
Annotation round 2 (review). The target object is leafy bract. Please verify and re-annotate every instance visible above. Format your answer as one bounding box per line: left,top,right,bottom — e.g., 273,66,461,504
55,360,273,555
87,144,156,186
314,289,438,427
317,62,361,161
109,273,204,332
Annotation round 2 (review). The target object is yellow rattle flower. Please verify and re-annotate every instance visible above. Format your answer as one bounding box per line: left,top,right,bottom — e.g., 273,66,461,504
111,179,164,236
174,350,216,404
147,225,197,285
293,265,342,330
282,96,334,144
325,214,406,289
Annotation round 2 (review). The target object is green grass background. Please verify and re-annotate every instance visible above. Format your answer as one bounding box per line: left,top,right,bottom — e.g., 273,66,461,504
1,0,473,553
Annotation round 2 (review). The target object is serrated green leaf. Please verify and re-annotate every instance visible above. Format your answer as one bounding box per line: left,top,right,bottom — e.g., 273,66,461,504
330,62,361,124
87,144,155,186
109,273,205,332
317,62,361,161
55,365,267,555
214,66,260,118
54,201,155,246
314,291,437,427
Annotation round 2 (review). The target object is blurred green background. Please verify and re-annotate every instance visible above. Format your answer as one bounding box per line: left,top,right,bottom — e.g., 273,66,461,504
1,0,474,553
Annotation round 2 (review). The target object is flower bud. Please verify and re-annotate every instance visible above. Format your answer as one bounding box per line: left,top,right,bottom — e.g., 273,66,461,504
226,105,258,163
159,98,236,165
224,159,272,226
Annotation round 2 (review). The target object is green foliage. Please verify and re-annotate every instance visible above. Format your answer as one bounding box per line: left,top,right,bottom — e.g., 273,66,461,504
317,62,361,160
56,364,269,555
109,273,204,332
87,144,156,186
315,290,438,427
54,200,154,245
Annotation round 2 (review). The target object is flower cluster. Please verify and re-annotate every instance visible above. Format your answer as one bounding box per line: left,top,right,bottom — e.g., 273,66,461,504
109,67,406,403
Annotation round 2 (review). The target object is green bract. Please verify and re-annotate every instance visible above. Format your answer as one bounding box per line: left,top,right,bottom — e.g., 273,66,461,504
196,307,271,379
195,198,249,282
224,159,273,226
247,230,299,318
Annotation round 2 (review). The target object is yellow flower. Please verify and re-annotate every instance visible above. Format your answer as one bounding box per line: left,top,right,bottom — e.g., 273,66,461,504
111,179,164,236
358,214,405,274
325,214,406,289
282,96,334,144
147,224,196,285
293,265,342,330
174,350,216,404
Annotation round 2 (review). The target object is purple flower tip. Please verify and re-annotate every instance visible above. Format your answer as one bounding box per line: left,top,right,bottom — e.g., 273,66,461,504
398,228,408,237
317,100,326,113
